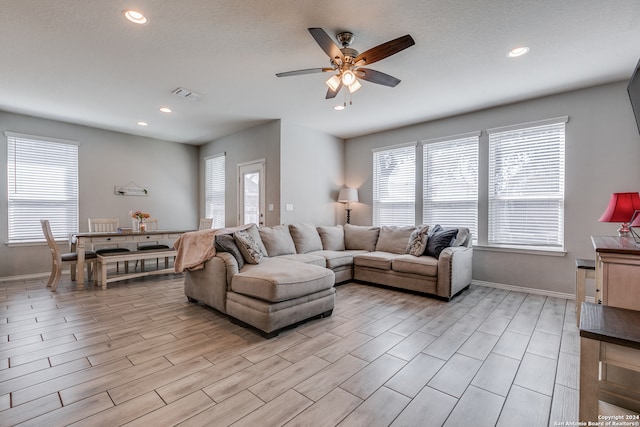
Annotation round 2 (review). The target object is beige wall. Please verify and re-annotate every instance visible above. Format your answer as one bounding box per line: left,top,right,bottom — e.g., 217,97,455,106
280,121,345,225
199,120,281,227
0,111,199,278
345,81,640,294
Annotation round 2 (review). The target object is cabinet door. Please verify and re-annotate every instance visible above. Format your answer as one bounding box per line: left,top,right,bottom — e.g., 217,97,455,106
604,263,640,310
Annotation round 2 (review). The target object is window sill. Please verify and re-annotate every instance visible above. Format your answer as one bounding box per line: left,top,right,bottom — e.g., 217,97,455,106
473,244,566,257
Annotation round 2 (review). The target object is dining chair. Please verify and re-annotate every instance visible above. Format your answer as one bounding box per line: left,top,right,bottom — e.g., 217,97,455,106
87,218,130,273
41,219,97,291
134,218,171,271
199,218,214,230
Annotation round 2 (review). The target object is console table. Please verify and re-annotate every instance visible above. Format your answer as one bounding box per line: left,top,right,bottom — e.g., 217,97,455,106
579,302,640,421
591,235,640,311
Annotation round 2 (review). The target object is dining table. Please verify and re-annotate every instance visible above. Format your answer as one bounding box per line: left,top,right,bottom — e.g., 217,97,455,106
71,229,193,288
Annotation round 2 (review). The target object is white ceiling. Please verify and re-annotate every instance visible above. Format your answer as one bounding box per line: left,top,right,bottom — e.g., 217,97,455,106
1,0,640,145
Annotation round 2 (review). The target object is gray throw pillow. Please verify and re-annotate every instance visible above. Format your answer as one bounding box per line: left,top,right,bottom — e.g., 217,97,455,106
407,225,430,256
215,234,245,269
425,225,459,259
233,230,263,264
375,225,416,254
245,224,268,256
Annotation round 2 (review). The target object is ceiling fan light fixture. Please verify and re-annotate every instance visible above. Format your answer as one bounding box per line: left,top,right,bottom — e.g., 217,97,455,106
341,70,356,86
122,9,147,24
347,79,362,94
508,46,529,58
326,75,341,91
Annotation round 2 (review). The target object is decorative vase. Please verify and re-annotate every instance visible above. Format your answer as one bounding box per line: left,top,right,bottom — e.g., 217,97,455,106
139,220,146,232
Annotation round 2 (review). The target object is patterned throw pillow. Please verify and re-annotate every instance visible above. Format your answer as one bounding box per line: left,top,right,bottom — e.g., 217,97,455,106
406,225,430,256
215,234,245,269
425,225,459,259
233,230,263,264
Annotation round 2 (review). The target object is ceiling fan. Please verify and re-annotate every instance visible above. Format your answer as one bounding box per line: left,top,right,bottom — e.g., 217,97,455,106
276,28,415,101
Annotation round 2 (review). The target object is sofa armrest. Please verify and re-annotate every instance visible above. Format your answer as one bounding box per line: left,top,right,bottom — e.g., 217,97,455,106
184,253,237,313
436,246,473,299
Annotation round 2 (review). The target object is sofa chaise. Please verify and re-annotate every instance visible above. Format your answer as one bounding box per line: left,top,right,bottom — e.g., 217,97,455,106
178,223,473,337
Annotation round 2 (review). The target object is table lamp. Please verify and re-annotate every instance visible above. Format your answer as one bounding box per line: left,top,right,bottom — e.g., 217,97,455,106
338,188,358,224
599,192,640,236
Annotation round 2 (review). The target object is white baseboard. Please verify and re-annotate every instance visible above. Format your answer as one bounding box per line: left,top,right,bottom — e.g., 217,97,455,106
472,279,577,300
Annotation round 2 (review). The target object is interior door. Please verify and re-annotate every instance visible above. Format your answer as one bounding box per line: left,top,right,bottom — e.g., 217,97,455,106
238,160,265,226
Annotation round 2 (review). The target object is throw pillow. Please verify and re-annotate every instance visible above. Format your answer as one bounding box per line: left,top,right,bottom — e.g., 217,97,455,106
452,227,470,247
245,224,268,256
215,234,245,269
425,225,459,259
407,225,430,256
317,225,345,251
289,224,323,253
233,230,264,264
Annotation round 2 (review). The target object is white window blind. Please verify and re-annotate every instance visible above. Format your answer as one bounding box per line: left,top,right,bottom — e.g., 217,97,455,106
373,143,416,226
6,132,78,243
488,118,566,248
205,153,225,228
423,134,479,240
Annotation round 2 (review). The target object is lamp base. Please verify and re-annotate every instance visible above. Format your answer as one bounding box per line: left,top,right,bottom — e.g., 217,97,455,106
618,222,631,237
345,208,352,224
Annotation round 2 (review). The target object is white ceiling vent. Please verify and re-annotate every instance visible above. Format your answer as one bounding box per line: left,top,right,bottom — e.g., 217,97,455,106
171,87,202,101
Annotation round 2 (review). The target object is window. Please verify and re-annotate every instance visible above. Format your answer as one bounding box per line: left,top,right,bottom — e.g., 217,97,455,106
423,133,479,239
488,117,567,248
6,132,78,243
205,153,225,228
373,143,416,226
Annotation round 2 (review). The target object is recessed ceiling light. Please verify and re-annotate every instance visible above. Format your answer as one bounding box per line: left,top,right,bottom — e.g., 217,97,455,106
334,105,345,111
123,9,147,24
159,107,172,113
508,46,530,58
137,121,148,126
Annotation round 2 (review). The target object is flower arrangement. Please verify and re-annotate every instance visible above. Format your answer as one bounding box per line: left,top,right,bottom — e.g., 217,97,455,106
131,210,150,221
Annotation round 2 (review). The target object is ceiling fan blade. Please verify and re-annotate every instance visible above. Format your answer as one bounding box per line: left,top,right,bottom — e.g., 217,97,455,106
326,82,343,99
308,28,345,62
354,34,415,66
276,68,333,77
357,68,401,87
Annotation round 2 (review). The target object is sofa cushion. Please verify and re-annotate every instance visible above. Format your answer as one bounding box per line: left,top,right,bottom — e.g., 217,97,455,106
392,254,438,277
375,225,416,254
425,225,459,259
407,225,430,256
278,253,326,267
258,225,297,257
353,252,396,270
234,230,264,264
317,225,345,251
215,234,245,269
231,258,335,302
344,224,380,252
309,250,354,269
289,224,323,254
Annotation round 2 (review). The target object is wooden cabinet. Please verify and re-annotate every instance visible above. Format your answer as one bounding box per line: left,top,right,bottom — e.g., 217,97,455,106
592,236,640,311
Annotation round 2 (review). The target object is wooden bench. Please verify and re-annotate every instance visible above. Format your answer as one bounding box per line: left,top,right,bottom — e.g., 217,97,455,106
579,302,640,422
96,249,177,289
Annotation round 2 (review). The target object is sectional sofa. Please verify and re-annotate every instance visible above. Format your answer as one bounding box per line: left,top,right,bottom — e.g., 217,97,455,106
179,223,473,337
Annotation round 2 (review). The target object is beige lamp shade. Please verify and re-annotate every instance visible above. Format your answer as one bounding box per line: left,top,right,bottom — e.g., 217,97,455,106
338,188,358,203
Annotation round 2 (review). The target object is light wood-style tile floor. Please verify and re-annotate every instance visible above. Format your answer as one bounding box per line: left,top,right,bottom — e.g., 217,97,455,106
0,273,580,426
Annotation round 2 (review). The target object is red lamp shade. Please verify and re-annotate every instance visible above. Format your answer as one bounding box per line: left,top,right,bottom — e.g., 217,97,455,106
599,192,640,222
